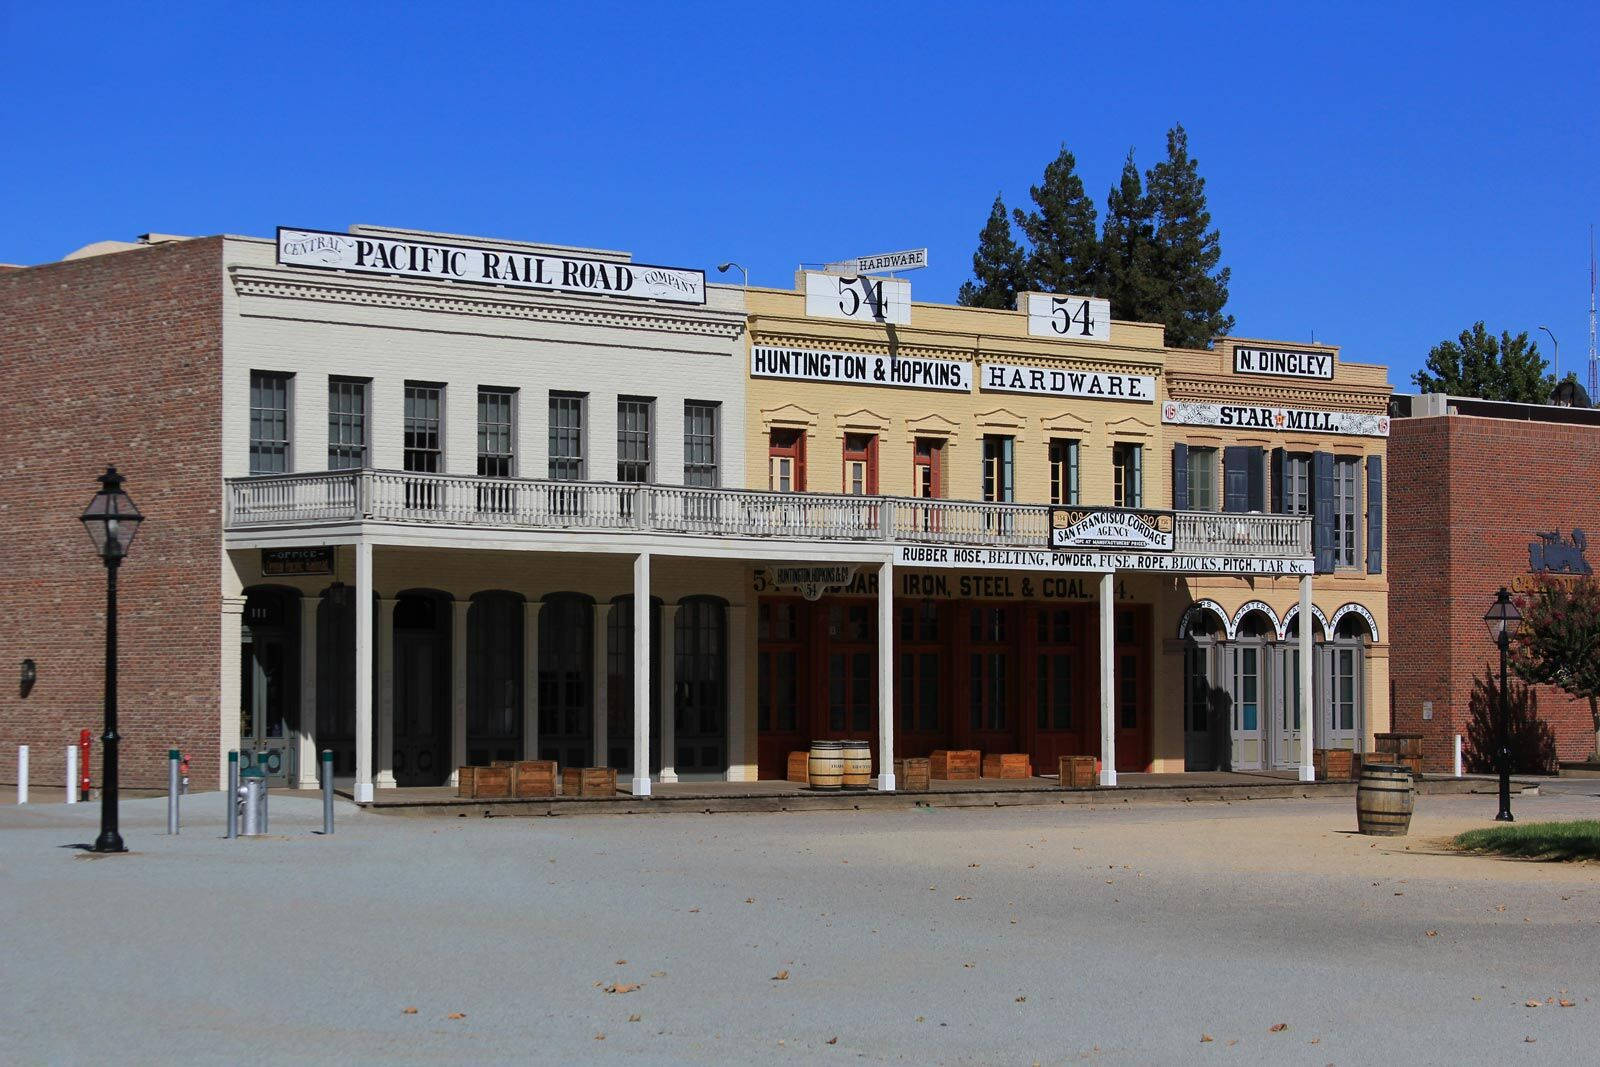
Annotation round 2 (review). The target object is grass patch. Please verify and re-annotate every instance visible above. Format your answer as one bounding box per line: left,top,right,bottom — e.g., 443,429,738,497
1453,820,1600,861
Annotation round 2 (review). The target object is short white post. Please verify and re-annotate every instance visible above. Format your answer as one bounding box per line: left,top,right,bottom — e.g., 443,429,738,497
1098,573,1117,787
66,745,78,804
16,745,28,804
1454,734,1463,778
876,557,896,791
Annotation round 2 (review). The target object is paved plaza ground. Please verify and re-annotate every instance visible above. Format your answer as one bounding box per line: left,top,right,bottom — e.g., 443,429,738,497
3,782,1598,1064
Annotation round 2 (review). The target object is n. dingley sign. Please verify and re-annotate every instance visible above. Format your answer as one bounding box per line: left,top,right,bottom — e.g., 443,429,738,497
751,344,972,392
276,227,706,305
1233,347,1334,379
1049,507,1174,552
1163,400,1390,438
982,363,1155,403
895,544,1312,577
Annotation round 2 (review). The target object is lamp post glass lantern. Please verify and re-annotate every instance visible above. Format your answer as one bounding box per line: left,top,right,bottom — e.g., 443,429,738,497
80,466,143,853
1482,587,1522,822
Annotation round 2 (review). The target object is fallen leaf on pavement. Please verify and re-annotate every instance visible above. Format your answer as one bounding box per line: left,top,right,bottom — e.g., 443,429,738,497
826,1036,838,1045
447,1012,466,1020
1560,999,1575,1008
1200,1034,1213,1043
607,983,640,994
745,898,755,904
595,1033,605,1040
1015,996,1027,1003
401,1007,417,1015
650,971,667,978
1426,930,1438,937
615,959,627,965
773,971,789,981
1526,1000,1541,1008
688,908,700,913
628,1014,641,1022
1269,1022,1288,1032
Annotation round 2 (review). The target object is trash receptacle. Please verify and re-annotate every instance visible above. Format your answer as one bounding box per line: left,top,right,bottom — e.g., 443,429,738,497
239,767,266,836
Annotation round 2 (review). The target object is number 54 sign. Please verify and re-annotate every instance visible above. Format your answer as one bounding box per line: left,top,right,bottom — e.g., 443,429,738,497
1023,293,1111,342
805,272,912,325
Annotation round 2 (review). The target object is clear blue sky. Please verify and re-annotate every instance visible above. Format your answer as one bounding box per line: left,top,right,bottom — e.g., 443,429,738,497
4,2,1597,389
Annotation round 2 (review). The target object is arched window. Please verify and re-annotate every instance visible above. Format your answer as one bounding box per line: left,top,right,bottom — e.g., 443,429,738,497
539,594,594,769
674,596,727,774
467,591,523,766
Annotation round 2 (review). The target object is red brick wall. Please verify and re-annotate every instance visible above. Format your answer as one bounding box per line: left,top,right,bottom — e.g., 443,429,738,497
0,239,223,791
1390,414,1600,770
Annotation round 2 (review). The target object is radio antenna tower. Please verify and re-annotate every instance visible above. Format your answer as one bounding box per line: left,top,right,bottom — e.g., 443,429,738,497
1589,224,1598,398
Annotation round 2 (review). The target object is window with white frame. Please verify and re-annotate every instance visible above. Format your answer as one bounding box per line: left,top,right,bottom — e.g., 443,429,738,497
683,401,719,488
1334,456,1360,567
617,396,654,483
328,377,369,470
1187,446,1218,511
249,371,291,474
477,387,516,478
548,392,585,480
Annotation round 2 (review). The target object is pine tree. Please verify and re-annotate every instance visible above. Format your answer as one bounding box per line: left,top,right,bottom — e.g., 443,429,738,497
1012,146,1100,296
1097,149,1160,324
1145,124,1233,348
1413,323,1557,402
956,194,1028,309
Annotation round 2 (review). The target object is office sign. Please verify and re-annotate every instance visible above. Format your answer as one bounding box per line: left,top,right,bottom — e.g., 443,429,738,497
1049,507,1175,552
1233,346,1334,379
751,344,972,392
276,227,706,305
803,272,912,324
1021,293,1112,342
824,248,929,274
261,546,334,576
981,362,1155,403
1162,400,1390,438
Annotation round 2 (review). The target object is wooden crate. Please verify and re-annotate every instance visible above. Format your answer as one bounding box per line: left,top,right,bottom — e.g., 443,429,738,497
562,766,618,797
930,749,980,780
509,760,557,797
457,765,512,799
982,753,1032,779
1314,748,1356,781
1375,732,1423,757
787,751,810,785
1058,755,1097,788
895,758,930,792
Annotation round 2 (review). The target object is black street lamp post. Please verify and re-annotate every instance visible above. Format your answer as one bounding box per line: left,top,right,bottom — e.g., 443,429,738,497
80,467,143,853
1483,587,1523,823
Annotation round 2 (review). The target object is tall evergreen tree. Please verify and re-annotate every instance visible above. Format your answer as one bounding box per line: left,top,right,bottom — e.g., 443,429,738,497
957,194,1028,309
1413,323,1555,402
1145,124,1233,348
1098,149,1160,324
1012,145,1100,296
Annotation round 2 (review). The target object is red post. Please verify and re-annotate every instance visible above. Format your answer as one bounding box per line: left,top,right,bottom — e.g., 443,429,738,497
78,729,93,801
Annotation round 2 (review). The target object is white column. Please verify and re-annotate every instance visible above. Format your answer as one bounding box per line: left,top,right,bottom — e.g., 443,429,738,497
876,558,897,790
354,542,374,803
725,604,748,782
524,601,542,760
1298,575,1315,782
632,553,652,797
15,746,27,804
66,745,78,804
295,595,320,788
219,595,246,790
593,603,610,767
659,602,679,783
1099,571,1117,787
375,597,397,787
451,599,470,783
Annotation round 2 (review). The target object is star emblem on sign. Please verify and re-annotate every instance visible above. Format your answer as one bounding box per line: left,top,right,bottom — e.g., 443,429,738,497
1274,412,1286,427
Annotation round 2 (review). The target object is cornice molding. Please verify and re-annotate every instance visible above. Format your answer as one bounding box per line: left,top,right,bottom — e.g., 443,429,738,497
1164,373,1390,413
229,266,747,341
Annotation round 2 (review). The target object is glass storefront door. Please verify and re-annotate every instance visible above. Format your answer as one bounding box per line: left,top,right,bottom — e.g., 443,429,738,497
240,589,298,786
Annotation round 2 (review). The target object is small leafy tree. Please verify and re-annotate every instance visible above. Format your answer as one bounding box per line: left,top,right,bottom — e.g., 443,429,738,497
1463,667,1557,774
957,194,1028,310
1412,322,1556,402
1511,576,1600,759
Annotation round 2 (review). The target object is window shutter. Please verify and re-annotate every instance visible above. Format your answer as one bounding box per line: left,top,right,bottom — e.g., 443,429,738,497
1223,446,1249,513
1270,447,1286,513
1171,443,1189,511
1366,455,1383,574
1313,451,1336,573
1131,445,1143,507
1246,446,1265,511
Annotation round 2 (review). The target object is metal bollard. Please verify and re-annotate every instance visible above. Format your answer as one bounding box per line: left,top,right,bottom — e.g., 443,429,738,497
261,772,269,834
16,746,27,805
226,751,238,839
167,749,180,835
240,772,264,836
1454,734,1464,778
321,749,334,835
66,745,78,805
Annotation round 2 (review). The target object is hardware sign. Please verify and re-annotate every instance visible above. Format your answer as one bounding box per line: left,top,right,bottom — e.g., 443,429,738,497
982,362,1155,403
824,248,929,275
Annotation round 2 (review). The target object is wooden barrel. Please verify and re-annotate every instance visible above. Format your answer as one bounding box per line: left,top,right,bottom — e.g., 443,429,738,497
1357,763,1414,836
841,740,872,789
808,741,844,791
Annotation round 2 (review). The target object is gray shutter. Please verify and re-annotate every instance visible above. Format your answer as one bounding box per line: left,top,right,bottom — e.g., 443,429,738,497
1246,446,1265,511
1171,443,1189,511
1313,451,1335,573
1367,455,1383,574
1223,446,1249,513
1270,447,1286,513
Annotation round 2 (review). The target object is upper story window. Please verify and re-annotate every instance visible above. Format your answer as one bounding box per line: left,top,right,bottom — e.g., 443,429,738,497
843,433,878,495
404,382,443,474
328,377,370,470
982,435,1014,503
1282,453,1310,515
249,371,291,474
548,392,585,481
1187,447,1217,511
1113,442,1143,508
769,429,805,492
477,387,516,478
913,438,944,498
1334,456,1360,568
684,401,719,489
1048,438,1079,506
617,397,654,483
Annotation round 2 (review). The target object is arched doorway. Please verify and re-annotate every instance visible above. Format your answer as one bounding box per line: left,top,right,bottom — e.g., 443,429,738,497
1326,609,1374,752
315,585,357,776
467,591,524,766
393,590,451,786
241,586,300,785
1275,614,1326,771
539,593,594,769
1222,609,1276,770
1182,609,1227,771
674,596,728,776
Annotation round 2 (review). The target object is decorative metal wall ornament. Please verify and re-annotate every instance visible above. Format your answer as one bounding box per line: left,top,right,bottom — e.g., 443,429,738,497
1527,529,1591,575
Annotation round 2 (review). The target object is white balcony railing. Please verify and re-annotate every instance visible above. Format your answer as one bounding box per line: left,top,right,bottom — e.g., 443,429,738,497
225,469,1312,559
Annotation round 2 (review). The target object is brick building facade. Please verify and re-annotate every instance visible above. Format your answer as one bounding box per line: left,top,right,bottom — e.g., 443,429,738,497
1390,393,1600,771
